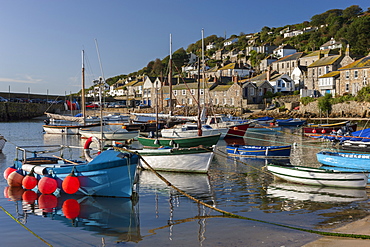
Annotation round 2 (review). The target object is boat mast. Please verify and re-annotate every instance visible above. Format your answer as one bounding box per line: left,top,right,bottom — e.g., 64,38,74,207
197,56,202,136
201,28,206,106
169,33,173,116
81,50,86,125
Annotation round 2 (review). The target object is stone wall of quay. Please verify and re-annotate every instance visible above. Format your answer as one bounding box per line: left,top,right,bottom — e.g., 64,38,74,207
0,102,64,121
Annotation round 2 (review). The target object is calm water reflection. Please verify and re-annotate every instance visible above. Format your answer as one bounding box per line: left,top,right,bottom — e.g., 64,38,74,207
0,121,370,246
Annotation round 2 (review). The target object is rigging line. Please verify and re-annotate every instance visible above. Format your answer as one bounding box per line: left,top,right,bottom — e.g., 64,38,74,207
94,39,105,81
0,206,53,247
114,147,370,240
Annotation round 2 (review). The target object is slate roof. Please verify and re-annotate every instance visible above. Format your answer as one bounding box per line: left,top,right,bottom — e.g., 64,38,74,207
275,52,304,62
307,55,342,67
338,55,370,70
319,71,340,78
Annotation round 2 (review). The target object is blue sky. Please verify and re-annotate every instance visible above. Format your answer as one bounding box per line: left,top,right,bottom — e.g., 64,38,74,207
0,0,368,95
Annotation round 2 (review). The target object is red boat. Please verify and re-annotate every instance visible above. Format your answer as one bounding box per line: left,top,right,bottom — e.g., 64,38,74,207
224,123,250,138
303,122,357,135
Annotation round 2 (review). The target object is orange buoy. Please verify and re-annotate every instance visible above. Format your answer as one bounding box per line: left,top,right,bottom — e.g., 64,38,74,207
62,168,80,194
7,170,24,187
22,172,38,190
321,129,326,134
22,190,38,204
7,186,25,201
3,167,17,180
62,199,80,219
38,175,58,194
233,127,239,131
312,129,317,133
38,194,57,213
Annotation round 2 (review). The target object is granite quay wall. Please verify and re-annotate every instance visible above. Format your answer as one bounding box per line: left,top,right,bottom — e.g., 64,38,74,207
0,102,64,121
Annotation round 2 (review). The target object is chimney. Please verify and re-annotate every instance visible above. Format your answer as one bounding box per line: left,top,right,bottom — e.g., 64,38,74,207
266,66,271,81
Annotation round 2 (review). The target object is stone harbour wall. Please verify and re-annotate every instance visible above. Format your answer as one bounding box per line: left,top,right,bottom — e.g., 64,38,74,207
0,102,63,121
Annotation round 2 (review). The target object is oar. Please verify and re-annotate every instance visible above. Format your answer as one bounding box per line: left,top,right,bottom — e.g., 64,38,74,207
52,155,80,165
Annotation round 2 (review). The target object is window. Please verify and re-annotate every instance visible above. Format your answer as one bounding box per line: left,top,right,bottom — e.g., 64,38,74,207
191,89,195,95
200,89,204,95
292,62,295,67
345,83,349,92
287,63,289,68
223,98,227,105
354,70,358,79
215,98,219,105
231,98,234,105
182,99,185,104
318,68,321,76
188,98,192,105
282,63,284,69
345,71,349,79
182,90,186,95
173,90,177,96
259,89,263,96
250,87,255,96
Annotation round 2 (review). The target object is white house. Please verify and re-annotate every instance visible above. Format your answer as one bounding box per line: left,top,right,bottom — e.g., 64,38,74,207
269,73,295,93
273,44,297,59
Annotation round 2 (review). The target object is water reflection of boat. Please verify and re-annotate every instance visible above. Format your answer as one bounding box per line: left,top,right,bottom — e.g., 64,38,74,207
21,194,142,243
267,182,368,203
138,170,215,205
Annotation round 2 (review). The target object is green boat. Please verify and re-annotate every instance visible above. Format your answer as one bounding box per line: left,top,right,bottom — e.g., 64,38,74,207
137,133,221,148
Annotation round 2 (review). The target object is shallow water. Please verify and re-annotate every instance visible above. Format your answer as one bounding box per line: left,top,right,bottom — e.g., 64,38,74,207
1,120,370,246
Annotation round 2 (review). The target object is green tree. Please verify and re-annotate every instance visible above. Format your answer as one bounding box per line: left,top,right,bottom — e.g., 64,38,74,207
318,94,332,114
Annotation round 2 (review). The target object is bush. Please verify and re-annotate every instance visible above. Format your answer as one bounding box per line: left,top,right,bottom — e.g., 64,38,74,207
300,96,316,106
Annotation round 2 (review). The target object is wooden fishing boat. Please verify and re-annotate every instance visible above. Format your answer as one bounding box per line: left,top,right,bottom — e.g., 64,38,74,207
43,122,101,135
303,121,357,134
122,146,215,173
266,163,369,188
316,150,370,171
0,135,6,152
226,144,291,158
161,123,228,138
137,133,221,148
205,115,249,138
8,143,139,198
79,127,139,140
275,118,306,127
247,125,282,132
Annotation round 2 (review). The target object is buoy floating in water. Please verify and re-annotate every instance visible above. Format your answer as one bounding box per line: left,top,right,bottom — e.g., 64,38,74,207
38,175,57,194
38,194,57,213
7,170,24,187
62,167,80,194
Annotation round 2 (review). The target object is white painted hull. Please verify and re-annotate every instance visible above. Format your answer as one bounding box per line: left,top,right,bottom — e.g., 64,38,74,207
161,128,227,138
267,164,368,188
79,130,139,140
43,125,101,135
138,151,214,173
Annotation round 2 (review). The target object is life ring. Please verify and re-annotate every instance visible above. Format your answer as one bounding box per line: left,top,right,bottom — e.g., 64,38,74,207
84,136,101,162
140,125,147,132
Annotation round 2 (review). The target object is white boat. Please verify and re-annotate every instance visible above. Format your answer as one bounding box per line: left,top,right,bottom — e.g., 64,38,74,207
0,135,6,152
266,163,369,188
123,146,215,173
43,122,102,135
267,182,367,203
79,127,139,140
161,123,228,138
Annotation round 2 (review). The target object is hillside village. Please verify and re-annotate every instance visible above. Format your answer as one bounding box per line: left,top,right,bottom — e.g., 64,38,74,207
86,6,370,113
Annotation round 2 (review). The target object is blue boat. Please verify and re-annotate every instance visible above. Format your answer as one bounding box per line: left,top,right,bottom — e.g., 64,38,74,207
316,150,370,172
226,144,291,158
276,118,306,127
11,144,139,198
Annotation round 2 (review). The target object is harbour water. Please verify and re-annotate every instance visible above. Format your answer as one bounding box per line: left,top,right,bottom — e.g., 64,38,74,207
1,120,370,246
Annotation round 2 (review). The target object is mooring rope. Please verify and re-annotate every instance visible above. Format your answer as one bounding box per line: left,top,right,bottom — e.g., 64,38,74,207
0,206,53,246
114,146,370,240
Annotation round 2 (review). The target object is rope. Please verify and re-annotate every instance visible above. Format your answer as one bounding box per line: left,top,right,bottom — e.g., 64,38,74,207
0,206,53,246
114,147,370,240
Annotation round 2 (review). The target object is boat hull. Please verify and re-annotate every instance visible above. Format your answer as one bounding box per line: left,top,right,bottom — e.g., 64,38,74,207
79,130,139,140
226,145,291,158
316,151,370,171
136,148,214,173
161,128,227,138
224,123,249,138
43,123,101,135
17,150,138,197
303,123,357,134
137,134,221,148
266,164,368,188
